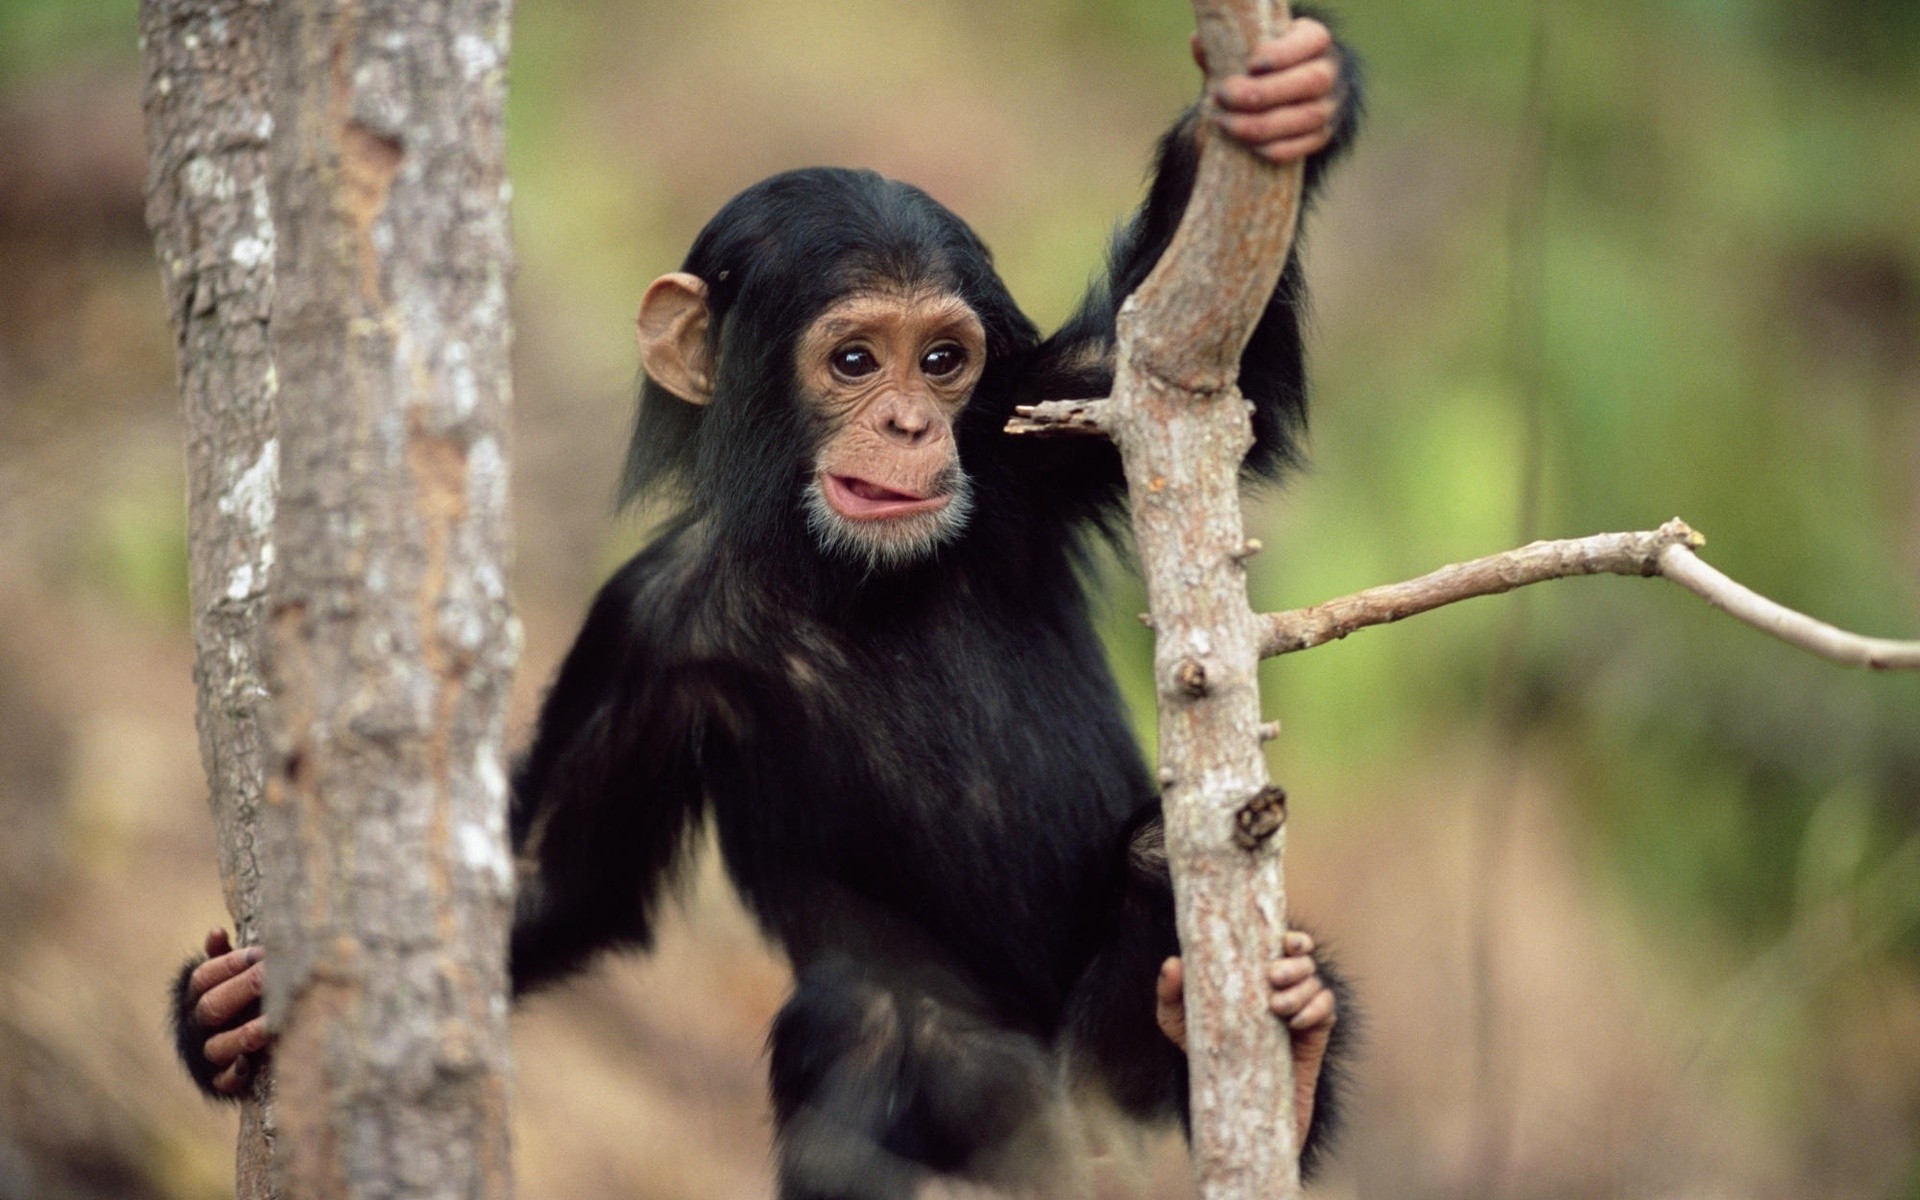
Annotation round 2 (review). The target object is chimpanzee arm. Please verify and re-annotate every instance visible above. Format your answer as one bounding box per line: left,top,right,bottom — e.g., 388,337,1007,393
1014,13,1362,513
508,553,707,994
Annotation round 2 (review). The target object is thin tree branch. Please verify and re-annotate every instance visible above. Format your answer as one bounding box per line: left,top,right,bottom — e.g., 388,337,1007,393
1005,398,1114,436
1656,542,1920,670
1259,521,1701,654
1257,517,1920,670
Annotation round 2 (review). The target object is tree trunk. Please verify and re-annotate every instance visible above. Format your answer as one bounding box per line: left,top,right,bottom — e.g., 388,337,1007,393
146,0,519,1193
1010,2,1313,1191
139,1,283,1193
258,0,519,1196
1121,1,1305,1196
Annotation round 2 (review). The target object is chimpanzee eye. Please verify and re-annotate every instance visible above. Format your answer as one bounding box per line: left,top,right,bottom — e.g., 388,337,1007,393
920,344,967,378
831,346,879,379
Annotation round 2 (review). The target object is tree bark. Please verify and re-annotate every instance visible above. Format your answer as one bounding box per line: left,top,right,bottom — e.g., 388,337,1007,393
139,1,283,1193
1114,1,1306,1196
1002,0,1315,1186
255,1,519,1197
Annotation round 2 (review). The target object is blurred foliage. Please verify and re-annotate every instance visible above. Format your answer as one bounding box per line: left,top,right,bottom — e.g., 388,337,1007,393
0,0,129,83
79,471,190,627
1244,0,1920,960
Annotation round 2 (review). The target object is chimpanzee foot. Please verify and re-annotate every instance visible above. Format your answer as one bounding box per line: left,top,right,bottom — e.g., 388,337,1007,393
1154,930,1338,1138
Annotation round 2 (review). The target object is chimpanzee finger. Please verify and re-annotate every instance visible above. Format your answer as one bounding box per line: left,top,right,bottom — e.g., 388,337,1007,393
1282,930,1315,956
1219,99,1337,149
1255,130,1334,165
1198,18,1330,79
1155,957,1188,1049
194,961,264,1030
1287,985,1336,1032
1267,955,1315,988
1214,59,1339,113
203,928,233,959
1246,17,1333,75
187,944,260,1008
1156,956,1184,1007
205,1014,272,1068
211,1052,255,1097
1268,976,1325,1020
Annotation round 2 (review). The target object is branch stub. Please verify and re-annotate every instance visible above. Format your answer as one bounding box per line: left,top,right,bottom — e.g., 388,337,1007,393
1174,657,1210,698
1232,784,1289,851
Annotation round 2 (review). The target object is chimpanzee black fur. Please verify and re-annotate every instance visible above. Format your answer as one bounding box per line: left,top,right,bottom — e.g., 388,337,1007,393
512,75,1361,1193
175,31,1362,1197
172,955,236,1098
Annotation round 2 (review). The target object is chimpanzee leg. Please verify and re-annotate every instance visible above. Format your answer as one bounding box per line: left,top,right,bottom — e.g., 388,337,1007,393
768,957,1072,1200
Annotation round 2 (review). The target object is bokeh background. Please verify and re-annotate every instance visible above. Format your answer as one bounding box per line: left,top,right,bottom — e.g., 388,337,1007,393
1,0,1917,1197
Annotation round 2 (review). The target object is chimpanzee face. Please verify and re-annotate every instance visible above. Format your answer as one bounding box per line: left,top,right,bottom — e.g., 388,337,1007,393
635,272,987,570
791,284,985,568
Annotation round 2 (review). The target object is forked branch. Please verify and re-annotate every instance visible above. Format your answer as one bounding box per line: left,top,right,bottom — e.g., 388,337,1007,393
1259,517,1920,670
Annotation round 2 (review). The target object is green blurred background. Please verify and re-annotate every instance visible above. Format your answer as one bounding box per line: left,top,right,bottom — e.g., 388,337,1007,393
0,0,1915,1197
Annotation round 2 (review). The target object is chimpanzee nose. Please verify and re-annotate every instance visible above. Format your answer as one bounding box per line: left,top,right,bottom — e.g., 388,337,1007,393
883,404,933,446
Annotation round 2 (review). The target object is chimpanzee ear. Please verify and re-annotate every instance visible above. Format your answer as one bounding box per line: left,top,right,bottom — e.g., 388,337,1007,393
637,272,716,405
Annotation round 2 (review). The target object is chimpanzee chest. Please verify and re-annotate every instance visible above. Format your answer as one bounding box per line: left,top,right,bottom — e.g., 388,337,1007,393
701,598,1154,1015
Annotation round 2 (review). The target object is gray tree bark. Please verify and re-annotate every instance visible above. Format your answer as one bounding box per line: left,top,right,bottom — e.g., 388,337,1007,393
1012,0,1310,1195
146,0,519,1195
139,1,283,1194
254,0,519,1196
1117,3,1306,1191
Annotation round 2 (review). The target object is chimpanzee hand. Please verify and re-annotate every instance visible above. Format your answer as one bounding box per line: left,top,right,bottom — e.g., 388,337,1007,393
1154,930,1337,1140
1192,15,1346,163
172,927,273,1098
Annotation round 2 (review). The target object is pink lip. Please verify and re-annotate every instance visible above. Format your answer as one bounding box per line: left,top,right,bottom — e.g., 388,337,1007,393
822,474,952,521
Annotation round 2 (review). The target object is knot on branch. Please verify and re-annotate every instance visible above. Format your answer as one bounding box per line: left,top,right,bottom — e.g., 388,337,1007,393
1232,784,1288,850
1646,517,1705,575
1173,657,1210,698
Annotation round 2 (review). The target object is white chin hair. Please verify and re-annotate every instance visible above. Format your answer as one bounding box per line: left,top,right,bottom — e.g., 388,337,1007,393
803,474,975,570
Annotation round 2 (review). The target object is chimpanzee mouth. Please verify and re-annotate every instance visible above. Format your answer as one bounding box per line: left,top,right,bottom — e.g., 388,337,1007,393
820,473,953,521
805,468,975,570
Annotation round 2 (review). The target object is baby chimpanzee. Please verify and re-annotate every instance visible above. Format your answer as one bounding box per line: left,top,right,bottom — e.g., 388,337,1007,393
177,16,1362,1197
